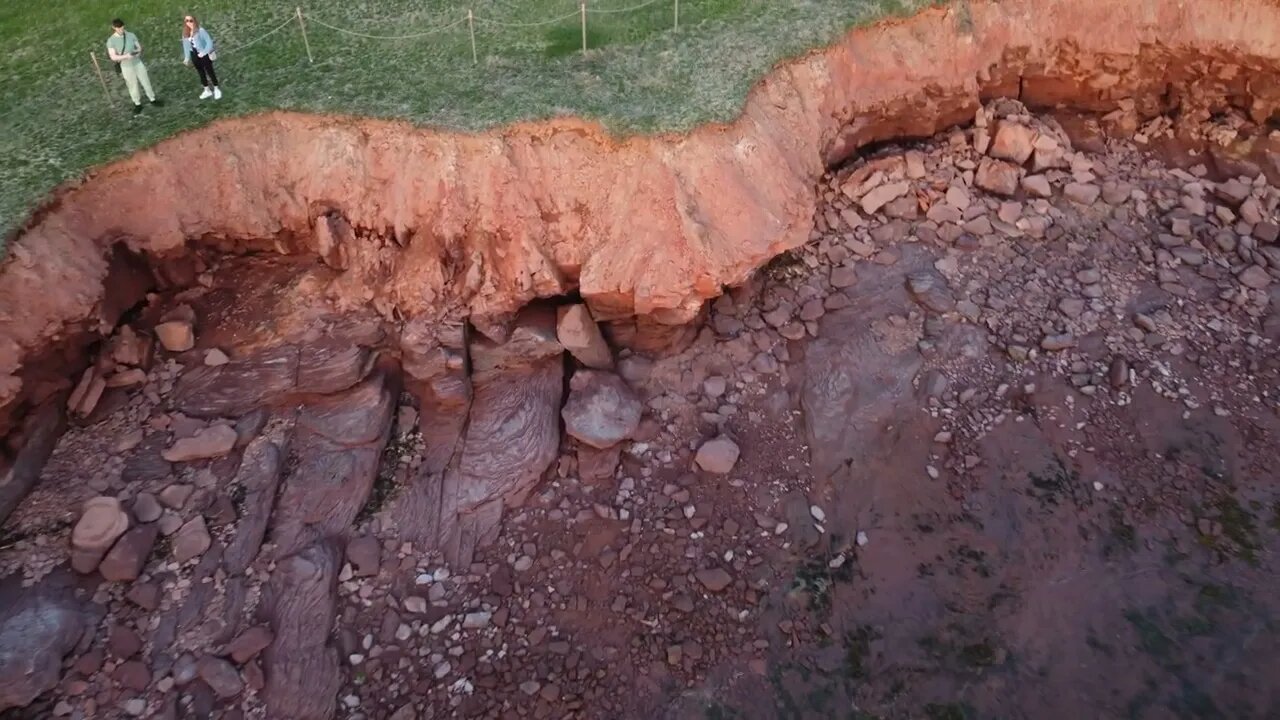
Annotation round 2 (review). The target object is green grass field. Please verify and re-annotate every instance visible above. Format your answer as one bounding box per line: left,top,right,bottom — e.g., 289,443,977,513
0,0,933,245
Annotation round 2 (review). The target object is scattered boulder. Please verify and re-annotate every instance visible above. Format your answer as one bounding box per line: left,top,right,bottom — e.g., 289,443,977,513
204,349,230,366
1239,265,1271,289
162,425,237,462
109,624,143,658
945,185,971,210
1214,178,1251,206
695,436,740,474
904,151,926,178
561,371,642,449
556,305,614,369
1041,333,1077,351
99,525,159,583
157,511,183,536
198,656,244,699
860,181,910,215
114,660,151,691
694,568,733,592
577,443,622,484
131,492,161,523
1063,182,1101,205
975,158,1021,196
155,321,195,353
1031,134,1069,171
159,484,194,510
173,516,212,563
1021,174,1053,198
224,626,274,664
926,202,963,225
830,265,858,288
70,497,130,574
990,121,1036,164
1254,221,1278,244
126,583,160,611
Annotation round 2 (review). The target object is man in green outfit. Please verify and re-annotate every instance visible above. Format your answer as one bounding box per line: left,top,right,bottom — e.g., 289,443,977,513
106,18,162,114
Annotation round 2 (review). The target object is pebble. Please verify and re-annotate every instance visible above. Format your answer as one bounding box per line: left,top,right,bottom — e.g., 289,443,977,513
520,680,542,696
1040,333,1076,351
694,568,733,592
1064,183,1101,205
462,612,492,629
172,515,212,563
694,436,740,474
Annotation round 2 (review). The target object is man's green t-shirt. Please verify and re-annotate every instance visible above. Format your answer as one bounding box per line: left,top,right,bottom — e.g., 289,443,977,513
107,32,141,65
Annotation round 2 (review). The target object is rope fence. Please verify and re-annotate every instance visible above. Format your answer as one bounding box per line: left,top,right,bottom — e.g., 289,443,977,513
73,1,696,113
221,14,301,55
84,0,688,80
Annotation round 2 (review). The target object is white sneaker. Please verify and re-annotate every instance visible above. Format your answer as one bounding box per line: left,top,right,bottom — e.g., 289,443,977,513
199,88,213,99
213,87,222,100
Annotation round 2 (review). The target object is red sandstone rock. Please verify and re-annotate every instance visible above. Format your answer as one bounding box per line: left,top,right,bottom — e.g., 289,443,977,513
162,425,237,463
695,436,741,474
1021,175,1053,198
561,370,642,449
556,304,613,369
70,497,129,574
155,321,195,353
990,121,1037,164
975,158,1022,196
99,525,158,582
224,626,274,664
172,516,211,563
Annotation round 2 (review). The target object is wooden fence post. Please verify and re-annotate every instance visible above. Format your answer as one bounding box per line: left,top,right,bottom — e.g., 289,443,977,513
89,52,115,108
468,9,478,64
296,7,314,63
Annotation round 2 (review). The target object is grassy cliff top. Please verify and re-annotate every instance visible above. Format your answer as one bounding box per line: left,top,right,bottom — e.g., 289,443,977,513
0,0,932,245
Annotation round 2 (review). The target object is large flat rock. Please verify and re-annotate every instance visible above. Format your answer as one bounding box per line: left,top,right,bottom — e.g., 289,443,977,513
0,570,102,711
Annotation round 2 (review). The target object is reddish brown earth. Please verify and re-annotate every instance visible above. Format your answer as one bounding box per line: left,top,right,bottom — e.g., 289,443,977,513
2,96,1278,719
2,0,1280,719
4,0,1280,437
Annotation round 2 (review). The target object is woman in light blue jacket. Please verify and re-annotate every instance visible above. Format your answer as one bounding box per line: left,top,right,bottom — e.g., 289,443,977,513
181,15,222,99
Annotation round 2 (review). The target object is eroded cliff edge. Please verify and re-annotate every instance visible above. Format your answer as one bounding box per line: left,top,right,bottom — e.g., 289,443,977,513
2,0,1280,433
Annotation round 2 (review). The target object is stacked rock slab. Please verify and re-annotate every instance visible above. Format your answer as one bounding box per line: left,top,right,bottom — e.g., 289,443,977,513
70,496,130,574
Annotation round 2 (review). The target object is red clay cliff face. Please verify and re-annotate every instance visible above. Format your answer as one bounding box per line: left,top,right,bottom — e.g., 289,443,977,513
2,0,1280,431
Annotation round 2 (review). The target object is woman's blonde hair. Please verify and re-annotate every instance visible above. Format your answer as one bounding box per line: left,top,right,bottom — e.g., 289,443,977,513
182,14,201,38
